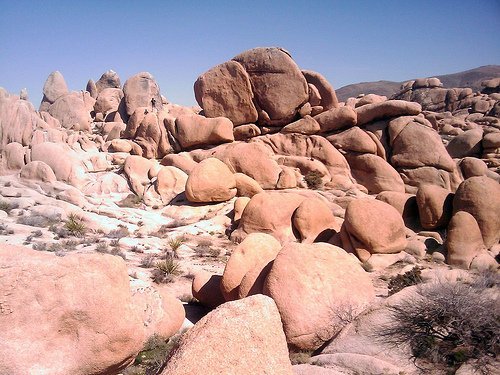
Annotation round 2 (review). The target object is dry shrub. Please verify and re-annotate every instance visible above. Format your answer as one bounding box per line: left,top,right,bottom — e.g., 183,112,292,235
378,275,499,373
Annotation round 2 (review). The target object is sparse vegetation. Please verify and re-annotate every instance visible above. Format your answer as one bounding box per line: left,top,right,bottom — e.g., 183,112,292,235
152,256,182,283
17,215,51,228
117,194,143,208
304,170,323,189
123,333,184,375
167,236,185,257
140,254,157,268
107,225,130,239
289,349,314,365
0,200,18,214
0,223,14,235
378,278,499,373
387,266,423,296
64,213,87,237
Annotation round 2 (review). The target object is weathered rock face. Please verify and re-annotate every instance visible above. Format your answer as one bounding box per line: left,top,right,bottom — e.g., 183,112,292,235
416,184,454,229
30,142,88,188
95,70,121,93
232,47,309,126
185,157,236,203
263,242,375,350
0,245,181,375
341,199,408,262
194,60,258,126
40,71,69,110
20,160,57,183
446,128,483,158
252,133,354,189
48,92,92,131
191,271,225,309
221,233,281,301
123,155,154,196
345,153,405,194
122,72,162,116
174,114,234,149
0,94,48,152
155,166,187,204
356,100,421,126
162,295,294,375
230,191,306,243
446,211,487,269
302,70,339,110
193,141,282,189
453,176,500,248
94,87,124,117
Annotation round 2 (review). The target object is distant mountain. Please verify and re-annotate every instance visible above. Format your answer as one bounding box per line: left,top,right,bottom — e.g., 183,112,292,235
336,65,500,102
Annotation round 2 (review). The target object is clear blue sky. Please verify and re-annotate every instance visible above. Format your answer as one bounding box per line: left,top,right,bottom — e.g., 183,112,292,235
1,0,499,107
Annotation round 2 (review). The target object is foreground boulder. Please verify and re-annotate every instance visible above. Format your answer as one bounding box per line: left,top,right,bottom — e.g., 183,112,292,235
264,242,375,350
0,245,181,375
162,295,293,375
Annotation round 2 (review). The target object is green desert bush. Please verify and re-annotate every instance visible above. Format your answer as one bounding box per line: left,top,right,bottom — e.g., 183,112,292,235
304,170,323,189
64,213,86,237
0,200,18,214
152,256,182,283
378,278,499,373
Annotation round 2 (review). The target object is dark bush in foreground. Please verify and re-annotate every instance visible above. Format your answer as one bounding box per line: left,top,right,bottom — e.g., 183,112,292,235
379,276,499,373
304,170,323,189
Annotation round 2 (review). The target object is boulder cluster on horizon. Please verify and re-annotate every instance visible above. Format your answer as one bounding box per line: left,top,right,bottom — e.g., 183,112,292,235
0,47,499,375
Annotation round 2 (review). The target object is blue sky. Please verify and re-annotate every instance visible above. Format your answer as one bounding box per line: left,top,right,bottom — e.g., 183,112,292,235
1,0,499,107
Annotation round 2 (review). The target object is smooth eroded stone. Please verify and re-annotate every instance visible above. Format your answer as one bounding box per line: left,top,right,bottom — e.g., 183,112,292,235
0,245,167,375
342,199,408,261
185,157,236,203
194,60,258,126
41,71,68,104
233,47,308,126
123,72,162,116
416,184,454,229
356,100,421,126
327,126,377,154
281,115,320,135
453,176,500,248
230,192,306,243
155,166,188,204
161,295,293,375
233,123,261,140
389,116,455,172
48,93,92,131
302,70,338,110
446,211,486,269
345,153,405,194
20,161,56,183
292,198,337,243
234,172,264,198
221,233,281,301
446,128,483,158
264,242,375,350
95,70,121,93
313,106,357,132
191,271,225,309
175,114,234,149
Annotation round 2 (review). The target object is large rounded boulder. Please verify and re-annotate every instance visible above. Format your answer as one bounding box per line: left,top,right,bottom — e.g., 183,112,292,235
233,47,309,126
263,242,375,350
0,245,182,375
221,233,282,301
185,157,236,203
161,295,293,375
453,176,500,248
341,199,408,262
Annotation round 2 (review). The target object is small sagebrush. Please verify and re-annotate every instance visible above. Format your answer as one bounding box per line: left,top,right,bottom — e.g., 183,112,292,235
304,170,323,189
387,266,423,295
152,256,182,283
64,213,86,237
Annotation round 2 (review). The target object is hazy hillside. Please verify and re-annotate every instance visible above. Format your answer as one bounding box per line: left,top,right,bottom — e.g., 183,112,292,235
336,65,500,102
